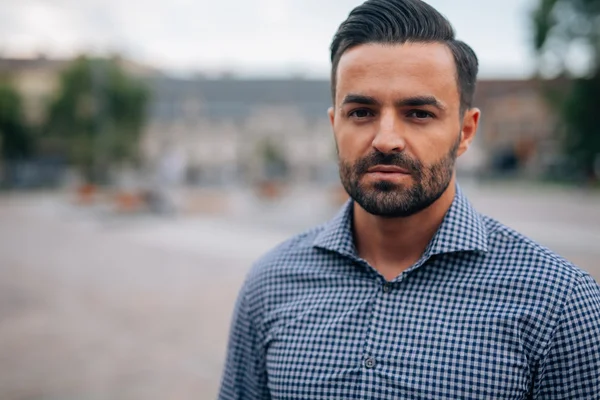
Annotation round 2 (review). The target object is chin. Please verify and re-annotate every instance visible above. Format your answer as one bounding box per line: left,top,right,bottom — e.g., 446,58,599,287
372,180,404,192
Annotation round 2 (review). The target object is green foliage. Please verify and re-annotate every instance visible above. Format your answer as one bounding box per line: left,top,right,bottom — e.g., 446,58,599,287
46,55,150,182
532,0,600,180
0,81,31,160
260,137,284,164
531,0,559,52
258,137,288,179
562,73,600,175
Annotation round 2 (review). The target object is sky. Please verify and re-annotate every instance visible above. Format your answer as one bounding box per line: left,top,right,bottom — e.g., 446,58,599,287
0,0,539,78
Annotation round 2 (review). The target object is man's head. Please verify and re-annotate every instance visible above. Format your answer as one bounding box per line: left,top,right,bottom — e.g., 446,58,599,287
328,0,480,218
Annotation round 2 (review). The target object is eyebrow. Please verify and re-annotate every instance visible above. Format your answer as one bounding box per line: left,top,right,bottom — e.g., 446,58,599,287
341,94,447,111
341,94,380,106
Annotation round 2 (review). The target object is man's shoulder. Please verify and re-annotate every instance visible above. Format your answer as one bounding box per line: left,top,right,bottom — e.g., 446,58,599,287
242,223,330,289
260,223,328,261
481,214,589,281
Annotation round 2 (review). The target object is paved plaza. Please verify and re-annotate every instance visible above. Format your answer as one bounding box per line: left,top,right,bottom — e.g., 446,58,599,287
0,183,598,400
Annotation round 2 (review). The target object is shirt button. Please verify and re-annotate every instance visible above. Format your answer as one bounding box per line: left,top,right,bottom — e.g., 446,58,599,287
382,284,392,293
364,357,376,369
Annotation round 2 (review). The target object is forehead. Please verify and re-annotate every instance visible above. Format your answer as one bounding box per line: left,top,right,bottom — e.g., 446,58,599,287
335,42,459,106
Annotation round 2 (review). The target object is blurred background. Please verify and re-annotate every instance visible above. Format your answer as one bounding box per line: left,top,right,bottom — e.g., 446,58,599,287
0,0,599,398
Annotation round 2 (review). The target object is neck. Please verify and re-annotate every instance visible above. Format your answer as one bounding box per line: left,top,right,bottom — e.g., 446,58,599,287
353,178,457,281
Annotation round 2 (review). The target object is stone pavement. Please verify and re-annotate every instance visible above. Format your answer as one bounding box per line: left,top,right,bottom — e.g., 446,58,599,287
0,194,272,400
0,184,598,400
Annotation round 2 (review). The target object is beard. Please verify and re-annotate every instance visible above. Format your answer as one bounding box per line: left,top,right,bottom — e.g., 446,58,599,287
338,134,460,218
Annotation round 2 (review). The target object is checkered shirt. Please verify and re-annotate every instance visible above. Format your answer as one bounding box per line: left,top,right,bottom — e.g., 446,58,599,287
218,186,600,399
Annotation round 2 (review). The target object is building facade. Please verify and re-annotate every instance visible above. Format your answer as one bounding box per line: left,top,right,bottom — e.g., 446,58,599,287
142,76,565,185
141,77,339,186
1,56,566,186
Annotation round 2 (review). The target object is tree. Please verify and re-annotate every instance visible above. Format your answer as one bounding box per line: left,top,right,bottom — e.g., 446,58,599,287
532,0,600,181
258,136,288,180
45,55,149,183
0,81,31,161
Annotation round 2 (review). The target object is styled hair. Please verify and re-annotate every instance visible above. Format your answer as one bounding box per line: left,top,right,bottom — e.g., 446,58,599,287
330,0,479,113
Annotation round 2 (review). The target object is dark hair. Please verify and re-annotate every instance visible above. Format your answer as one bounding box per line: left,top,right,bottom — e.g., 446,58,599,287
330,0,478,113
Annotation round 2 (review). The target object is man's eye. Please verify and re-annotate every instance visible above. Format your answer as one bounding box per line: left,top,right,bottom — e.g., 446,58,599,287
407,110,433,119
349,109,374,118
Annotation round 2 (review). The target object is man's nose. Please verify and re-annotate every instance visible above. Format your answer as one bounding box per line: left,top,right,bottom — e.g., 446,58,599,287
371,110,406,154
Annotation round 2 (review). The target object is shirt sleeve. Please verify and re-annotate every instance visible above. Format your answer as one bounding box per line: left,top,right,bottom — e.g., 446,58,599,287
534,273,600,399
217,283,270,400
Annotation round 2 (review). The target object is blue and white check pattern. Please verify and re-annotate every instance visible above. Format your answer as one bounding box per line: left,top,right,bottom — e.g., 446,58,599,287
218,186,600,399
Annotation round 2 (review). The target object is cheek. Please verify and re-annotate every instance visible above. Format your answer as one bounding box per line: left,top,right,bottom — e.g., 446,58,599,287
408,126,459,163
334,126,372,160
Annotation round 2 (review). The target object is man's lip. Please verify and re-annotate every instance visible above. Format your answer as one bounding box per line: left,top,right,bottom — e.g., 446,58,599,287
366,165,410,174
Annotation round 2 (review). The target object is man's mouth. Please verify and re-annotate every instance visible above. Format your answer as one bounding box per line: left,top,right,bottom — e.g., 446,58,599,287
366,165,411,174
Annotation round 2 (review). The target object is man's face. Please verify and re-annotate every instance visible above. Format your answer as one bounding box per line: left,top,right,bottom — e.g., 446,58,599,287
329,42,479,218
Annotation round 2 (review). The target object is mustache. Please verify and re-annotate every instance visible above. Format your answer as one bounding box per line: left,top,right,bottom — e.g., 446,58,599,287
354,152,422,176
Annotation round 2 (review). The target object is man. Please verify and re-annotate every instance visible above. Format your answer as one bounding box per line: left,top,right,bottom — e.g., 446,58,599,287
218,0,600,398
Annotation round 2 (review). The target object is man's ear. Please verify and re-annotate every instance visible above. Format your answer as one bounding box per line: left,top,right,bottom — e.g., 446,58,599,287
457,107,480,157
328,106,335,127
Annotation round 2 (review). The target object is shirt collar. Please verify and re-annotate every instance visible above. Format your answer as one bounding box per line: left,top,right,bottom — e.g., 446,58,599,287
424,185,489,257
312,198,358,260
313,184,488,259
